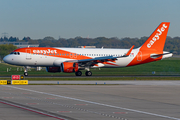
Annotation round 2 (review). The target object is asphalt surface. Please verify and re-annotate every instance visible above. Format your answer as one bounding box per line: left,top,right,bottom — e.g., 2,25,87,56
29,80,180,85
0,82,180,120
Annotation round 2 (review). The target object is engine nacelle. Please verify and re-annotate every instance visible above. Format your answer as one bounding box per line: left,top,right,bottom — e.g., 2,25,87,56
46,67,61,73
61,62,78,73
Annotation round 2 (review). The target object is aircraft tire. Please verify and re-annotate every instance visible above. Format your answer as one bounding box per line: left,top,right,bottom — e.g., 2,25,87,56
24,72,28,76
75,71,82,76
85,71,92,76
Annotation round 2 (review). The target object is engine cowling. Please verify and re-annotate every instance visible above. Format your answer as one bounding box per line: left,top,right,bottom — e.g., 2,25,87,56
61,62,78,73
46,67,61,73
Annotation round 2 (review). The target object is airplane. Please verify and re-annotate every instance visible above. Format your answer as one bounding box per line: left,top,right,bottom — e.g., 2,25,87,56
3,22,172,76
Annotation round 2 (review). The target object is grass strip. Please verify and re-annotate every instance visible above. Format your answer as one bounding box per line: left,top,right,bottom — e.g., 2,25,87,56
1,77,180,80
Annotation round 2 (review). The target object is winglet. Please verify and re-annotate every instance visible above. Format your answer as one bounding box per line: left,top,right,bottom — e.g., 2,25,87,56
125,45,134,56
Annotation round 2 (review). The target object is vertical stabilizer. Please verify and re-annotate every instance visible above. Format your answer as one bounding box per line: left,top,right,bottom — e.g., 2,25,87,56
140,22,170,52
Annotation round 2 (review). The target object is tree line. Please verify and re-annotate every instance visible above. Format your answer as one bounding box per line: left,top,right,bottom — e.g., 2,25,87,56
36,36,180,54
0,36,180,57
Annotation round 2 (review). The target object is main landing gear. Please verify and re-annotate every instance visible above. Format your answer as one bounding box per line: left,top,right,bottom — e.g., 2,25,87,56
85,71,92,76
75,71,82,76
75,71,92,76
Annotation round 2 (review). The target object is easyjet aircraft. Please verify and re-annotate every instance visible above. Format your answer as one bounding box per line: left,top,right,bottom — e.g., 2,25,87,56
3,22,172,76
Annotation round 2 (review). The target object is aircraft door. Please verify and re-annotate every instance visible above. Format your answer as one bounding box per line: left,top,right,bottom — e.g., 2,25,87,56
26,49,31,60
137,51,142,61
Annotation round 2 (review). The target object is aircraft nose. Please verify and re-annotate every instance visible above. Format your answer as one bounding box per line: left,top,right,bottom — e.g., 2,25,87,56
3,55,10,63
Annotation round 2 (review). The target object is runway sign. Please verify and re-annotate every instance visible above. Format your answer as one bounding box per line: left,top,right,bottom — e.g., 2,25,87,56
11,80,20,85
0,80,7,85
11,75,20,80
19,80,28,85
11,80,28,85
7,80,11,85
20,75,24,80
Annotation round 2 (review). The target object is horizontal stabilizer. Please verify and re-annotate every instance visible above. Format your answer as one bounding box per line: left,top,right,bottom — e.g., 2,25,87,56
150,53,173,59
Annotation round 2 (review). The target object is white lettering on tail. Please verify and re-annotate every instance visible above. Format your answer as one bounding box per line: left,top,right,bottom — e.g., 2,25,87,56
147,24,167,48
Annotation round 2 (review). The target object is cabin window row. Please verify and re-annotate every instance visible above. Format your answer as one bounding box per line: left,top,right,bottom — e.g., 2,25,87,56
33,53,123,57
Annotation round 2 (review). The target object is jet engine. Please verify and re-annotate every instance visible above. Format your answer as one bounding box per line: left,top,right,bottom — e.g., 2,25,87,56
61,62,78,73
46,67,61,73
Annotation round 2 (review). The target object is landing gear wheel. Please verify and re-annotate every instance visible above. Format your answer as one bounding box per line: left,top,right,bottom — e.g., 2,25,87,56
24,72,28,76
75,71,82,76
85,71,92,76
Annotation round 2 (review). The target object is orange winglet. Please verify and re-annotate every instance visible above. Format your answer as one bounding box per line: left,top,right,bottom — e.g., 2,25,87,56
125,45,134,56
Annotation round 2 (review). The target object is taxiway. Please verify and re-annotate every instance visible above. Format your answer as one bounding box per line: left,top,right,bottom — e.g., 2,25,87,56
0,81,180,120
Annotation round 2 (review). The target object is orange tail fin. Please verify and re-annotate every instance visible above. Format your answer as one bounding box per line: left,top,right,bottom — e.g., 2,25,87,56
140,22,170,52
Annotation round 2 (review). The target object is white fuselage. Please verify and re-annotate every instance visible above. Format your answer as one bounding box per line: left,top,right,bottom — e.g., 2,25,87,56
3,47,140,68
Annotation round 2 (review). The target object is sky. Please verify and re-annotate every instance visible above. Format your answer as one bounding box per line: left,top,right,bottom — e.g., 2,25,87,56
0,0,180,40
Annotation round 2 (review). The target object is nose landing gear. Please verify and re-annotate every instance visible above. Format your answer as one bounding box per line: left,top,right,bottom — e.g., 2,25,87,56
24,66,28,76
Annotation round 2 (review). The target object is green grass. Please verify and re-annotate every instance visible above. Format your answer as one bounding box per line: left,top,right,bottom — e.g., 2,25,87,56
1,57,180,77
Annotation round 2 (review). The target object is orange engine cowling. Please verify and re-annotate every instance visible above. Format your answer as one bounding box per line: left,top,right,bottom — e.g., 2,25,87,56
61,62,78,73
46,67,61,73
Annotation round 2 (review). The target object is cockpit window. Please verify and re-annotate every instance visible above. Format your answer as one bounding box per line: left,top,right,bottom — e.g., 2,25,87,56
10,52,20,55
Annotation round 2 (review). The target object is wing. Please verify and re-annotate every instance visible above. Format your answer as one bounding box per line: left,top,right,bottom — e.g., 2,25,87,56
65,45,134,67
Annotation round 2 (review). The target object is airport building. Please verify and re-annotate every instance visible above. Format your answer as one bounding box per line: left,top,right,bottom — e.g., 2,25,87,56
0,42,39,48
78,46,96,48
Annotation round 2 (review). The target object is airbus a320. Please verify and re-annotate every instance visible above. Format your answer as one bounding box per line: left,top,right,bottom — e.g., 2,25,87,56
3,22,172,76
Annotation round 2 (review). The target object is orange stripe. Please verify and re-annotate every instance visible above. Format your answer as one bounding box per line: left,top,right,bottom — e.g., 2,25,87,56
14,47,91,60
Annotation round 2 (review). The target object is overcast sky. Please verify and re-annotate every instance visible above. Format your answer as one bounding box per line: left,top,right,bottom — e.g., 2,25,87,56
0,0,180,39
